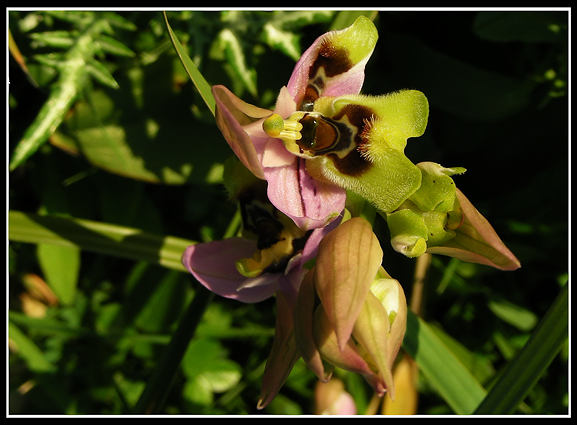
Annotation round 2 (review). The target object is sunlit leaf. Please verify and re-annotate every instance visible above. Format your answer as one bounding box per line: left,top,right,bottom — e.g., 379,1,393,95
403,310,487,414
8,210,195,272
9,321,57,373
487,297,538,331
36,244,80,305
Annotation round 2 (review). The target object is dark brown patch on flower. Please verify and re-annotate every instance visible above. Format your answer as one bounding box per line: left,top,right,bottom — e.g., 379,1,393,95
300,85,319,112
299,40,353,111
329,150,372,177
311,41,353,79
328,103,375,177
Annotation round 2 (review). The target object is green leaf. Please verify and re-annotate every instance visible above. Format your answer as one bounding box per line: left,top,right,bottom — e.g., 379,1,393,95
164,12,215,115
403,310,487,414
217,28,258,98
9,321,57,373
429,324,495,385
50,84,226,185
36,244,80,305
8,210,195,272
29,30,75,48
261,22,301,62
86,58,120,89
94,34,135,57
474,284,568,414
132,288,214,414
487,296,538,331
182,337,242,399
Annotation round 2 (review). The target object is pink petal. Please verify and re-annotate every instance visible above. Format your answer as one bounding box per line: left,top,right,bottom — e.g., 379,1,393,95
312,304,374,376
212,85,271,179
264,157,346,230
286,19,375,105
273,86,297,118
261,137,297,168
314,217,383,350
182,239,279,303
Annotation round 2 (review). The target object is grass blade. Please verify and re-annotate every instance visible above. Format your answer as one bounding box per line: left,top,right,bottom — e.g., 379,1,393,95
163,11,215,115
473,283,568,414
403,310,487,414
8,210,195,272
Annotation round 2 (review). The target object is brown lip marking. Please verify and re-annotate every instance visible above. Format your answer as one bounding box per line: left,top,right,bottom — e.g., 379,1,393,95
299,41,353,111
328,103,375,177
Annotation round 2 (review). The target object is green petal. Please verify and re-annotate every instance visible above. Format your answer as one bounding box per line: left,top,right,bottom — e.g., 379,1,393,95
307,148,422,214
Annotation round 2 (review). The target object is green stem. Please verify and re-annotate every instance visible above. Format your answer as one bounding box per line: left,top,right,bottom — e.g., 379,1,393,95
131,286,214,414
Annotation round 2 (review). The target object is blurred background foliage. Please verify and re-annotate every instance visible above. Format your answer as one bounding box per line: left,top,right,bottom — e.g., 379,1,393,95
8,9,568,415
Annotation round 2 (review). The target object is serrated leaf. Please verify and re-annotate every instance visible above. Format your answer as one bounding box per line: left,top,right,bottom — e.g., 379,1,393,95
10,17,116,171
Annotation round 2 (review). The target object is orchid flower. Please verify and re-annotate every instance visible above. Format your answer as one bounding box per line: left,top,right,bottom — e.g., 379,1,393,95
181,158,340,304
386,162,521,270
292,217,407,402
213,16,430,230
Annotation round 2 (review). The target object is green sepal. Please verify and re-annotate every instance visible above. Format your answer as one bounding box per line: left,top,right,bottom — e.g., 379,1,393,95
386,207,429,258
409,162,466,212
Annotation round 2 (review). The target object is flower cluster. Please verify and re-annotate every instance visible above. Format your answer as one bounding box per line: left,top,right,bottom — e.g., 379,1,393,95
182,16,520,411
